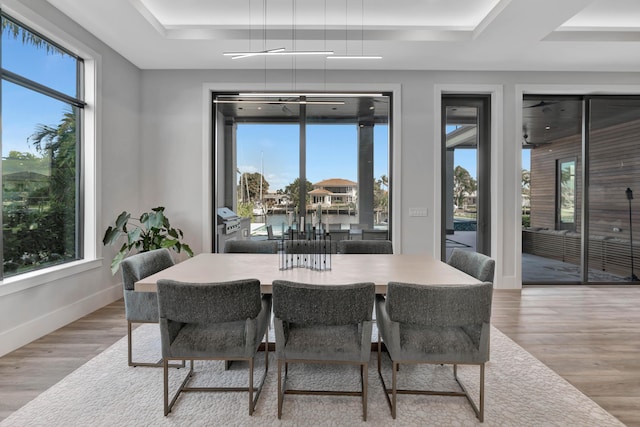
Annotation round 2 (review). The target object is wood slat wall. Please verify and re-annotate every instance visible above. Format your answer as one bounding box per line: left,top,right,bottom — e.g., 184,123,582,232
528,114,640,275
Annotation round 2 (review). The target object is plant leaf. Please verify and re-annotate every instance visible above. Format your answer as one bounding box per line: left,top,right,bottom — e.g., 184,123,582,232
115,211,130,229
110,250,127,275
160,239,178,248
102,226,120,245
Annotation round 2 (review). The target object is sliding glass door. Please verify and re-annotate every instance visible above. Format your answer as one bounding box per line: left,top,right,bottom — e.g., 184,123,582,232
441,95,491,261
214,93,390,251
521,95,640,283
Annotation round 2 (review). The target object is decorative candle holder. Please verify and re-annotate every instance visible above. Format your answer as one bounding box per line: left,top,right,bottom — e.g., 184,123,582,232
279,227,332,271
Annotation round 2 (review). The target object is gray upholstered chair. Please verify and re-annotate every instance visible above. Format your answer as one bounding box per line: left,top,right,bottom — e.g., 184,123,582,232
272,280,375,421
447,248,495,282
224,239,278,254
361,229,389,240
329,229,350,241
338,239,393,254
376,282,493,421
121,248,177,367
157,278,272,416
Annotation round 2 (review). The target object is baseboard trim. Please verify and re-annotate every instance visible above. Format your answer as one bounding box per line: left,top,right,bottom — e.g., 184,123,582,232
0,284,122,357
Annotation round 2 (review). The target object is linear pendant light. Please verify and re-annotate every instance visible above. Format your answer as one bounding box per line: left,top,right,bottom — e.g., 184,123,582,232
224,49,334,59
213,99,344,105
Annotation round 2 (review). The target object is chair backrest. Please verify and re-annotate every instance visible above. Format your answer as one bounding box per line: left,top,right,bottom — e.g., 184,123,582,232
266,225,274,239
272,280,374,326
329,229,350,241
349,223,366,230
447,248,495,282
328,223,343,231
157,278,262,323
225,240,278,254
361,229,388,240
121,248,174,291
338,240,393,254
386,282,493,327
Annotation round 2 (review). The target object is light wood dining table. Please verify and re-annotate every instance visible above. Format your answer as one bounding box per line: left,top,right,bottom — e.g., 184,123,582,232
134,253,482,294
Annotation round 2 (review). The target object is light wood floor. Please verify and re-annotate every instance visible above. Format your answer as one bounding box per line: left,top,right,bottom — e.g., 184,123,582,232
1,286,639,425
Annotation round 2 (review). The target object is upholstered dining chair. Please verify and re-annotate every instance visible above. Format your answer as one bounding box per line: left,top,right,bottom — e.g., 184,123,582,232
361,229,389,240
338,239,393,254
329,229,350,241
376,282,493,421
224,239,278,254
156,278,272,416
272,280,375,421
447,248,495,282
121,248,178,367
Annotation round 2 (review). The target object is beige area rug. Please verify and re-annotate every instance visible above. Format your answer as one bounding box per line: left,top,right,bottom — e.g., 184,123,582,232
0,324,623,427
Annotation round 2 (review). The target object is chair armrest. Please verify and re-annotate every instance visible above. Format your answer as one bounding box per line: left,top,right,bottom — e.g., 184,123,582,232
375,295,401,357
244,294,273,355
159,318,185,358
273,317,286,358
360,320,374,362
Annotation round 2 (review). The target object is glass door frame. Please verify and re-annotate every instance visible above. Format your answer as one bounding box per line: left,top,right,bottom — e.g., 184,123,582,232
440,95,491,261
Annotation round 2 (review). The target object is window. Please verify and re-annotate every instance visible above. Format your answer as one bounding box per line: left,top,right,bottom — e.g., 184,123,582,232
1,13,84,277
556,158,576,230
214,93,390,247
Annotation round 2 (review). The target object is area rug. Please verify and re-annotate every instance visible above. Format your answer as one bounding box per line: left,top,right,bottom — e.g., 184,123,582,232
0,324,623,427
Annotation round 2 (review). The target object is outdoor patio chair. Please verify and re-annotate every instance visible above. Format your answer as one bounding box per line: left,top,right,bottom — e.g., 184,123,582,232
329,229,350,241
157,278,272,416
376,281,493,421
272,280,375,421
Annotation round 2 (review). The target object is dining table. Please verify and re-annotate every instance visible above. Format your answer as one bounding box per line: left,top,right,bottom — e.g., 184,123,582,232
134,253,482,294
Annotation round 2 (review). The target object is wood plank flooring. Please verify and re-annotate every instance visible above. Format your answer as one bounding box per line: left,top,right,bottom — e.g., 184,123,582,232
1,286,639,425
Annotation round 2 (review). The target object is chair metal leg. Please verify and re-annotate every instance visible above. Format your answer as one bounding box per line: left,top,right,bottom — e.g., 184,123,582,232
392,361,398,419
361,363,368,421
454,363,485,422
248,358,254,415
277,359,283,419
128,321,184,368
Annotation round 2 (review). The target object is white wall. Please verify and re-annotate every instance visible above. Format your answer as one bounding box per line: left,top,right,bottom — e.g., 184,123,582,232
139,69,640,290
0,0,142,356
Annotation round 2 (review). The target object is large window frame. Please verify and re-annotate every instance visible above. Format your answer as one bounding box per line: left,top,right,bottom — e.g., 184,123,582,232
212,92,392,251
1,10,89,280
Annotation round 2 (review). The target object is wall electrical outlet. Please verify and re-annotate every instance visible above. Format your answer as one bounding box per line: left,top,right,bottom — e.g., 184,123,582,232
409,207,428,217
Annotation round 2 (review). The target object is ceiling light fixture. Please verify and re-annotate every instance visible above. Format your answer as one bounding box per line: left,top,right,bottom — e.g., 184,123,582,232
224,49,334,59
213,99,345,105
237,92,383,97
223,0,334,60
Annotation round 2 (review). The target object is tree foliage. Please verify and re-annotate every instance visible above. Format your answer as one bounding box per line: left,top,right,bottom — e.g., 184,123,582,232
3,110,78,274
1,16,67,56
453,165,477,209
284,178,313,208
237,172,269,202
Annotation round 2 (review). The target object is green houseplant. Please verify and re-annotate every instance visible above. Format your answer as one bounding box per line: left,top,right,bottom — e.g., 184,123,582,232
103,206,193,275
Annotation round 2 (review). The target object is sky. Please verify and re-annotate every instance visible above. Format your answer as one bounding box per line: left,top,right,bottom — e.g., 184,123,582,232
2,18,78,156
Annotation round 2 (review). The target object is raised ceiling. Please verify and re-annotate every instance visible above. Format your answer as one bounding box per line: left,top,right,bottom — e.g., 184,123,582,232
43,0,640,71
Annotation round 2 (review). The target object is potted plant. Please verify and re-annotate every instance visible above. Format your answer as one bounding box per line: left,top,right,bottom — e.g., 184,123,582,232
103,206,193,275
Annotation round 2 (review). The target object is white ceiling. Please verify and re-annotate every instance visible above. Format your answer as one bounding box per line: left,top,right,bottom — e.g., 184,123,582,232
45,0,640,71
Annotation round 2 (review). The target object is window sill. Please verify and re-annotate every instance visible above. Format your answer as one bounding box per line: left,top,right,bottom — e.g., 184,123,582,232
0,258,103,297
